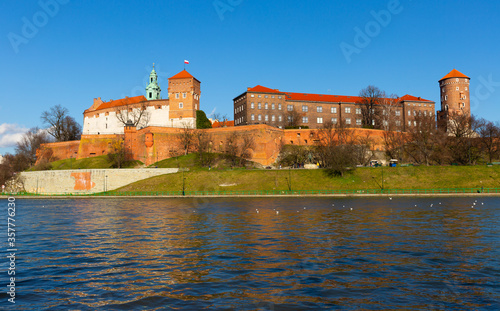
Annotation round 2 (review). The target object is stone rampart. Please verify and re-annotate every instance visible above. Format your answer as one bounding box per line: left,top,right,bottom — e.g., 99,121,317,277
20,168,178,194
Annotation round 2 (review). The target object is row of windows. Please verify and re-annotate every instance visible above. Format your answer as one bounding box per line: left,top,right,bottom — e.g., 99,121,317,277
250,102,282,110
250,94,282,99
251,114,283,122
175,92,188,99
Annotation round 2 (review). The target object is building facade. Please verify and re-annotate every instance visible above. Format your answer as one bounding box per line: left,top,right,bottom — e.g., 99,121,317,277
233,85,435,131
436,69,471,131
82,68,200,135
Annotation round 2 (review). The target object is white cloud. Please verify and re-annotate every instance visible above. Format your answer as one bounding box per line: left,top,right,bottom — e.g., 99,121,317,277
0,123,29,148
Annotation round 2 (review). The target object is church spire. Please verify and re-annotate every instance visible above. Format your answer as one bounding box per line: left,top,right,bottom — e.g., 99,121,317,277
146,63,161,100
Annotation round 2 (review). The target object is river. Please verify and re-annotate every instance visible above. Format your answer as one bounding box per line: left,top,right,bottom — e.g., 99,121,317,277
1,196,499,310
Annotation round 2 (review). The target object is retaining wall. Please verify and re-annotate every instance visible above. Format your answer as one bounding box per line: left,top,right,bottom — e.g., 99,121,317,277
20,168,178,194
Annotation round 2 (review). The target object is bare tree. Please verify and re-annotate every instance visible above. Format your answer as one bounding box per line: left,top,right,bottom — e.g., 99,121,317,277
404,114,442,165
446,113,481,165
194,130,214,166
359,86,385,128
239,135,255,165
107,139,126,168
352,131,374,166
315,120,357,176
225,131,240,166
15,127,51,167
41,105,82,141
477,119,500,163
283,107,304,128
376,95,400,131
178,123,194,155
115,102,151,129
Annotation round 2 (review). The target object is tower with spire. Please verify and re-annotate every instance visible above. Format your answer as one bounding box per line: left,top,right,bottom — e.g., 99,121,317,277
146,64,161,100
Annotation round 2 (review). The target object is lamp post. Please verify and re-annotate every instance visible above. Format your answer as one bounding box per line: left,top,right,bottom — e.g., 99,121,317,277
182,169,186,196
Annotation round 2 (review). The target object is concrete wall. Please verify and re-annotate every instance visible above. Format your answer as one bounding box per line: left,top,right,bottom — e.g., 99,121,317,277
20,168,178,194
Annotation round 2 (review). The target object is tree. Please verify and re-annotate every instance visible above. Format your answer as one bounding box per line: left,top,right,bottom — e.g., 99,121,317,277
196,110,212,129
283,107,304,128
41,105,82,141
359,86,385,128
239,135,255,166
446,113,481,165
15,127,51,167
211,112,228,127
225,131,240,166
404,114,444,165
376,95,400,131
193,130,214,166
115,102,151,129
315,120,357,176
477,119,500,163
178,123,194,155
107,140,126,168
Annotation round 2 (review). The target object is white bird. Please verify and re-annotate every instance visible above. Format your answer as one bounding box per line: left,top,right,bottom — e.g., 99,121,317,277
350,207,353,211
430,204,433,207
389,197,392,200
482,202,484,205
276,210,279,215
304,207,306,209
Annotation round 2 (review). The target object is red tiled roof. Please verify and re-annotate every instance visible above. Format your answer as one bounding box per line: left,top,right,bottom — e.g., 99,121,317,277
398,94,433,102
169,70,194,79
211,120,234,128
247,85,283,94
439,69,469,81
286,92,363,103
94,95,147,110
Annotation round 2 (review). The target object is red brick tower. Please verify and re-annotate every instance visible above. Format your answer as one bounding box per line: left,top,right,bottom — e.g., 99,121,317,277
437,69,471,131
168,70,201,128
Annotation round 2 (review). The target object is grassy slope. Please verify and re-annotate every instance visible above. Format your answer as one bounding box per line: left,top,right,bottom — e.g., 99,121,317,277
32,155,142,170
114,165,500,193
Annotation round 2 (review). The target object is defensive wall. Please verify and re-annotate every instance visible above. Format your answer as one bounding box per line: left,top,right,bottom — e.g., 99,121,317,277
20,168,178,194
37,124,390,167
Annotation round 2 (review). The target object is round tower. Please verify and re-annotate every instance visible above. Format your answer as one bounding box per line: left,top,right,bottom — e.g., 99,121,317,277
437,69,470,131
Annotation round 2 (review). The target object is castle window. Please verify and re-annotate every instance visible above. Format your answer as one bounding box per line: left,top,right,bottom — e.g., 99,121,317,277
251,102,254,109
251,114,255,121
396,121,401,126
408,121,411,126
465,87,468,91
258,114,262,121
258,95,261,98
272,115,275,121
303,116,308,123
331,118,337,124
317,106,323,113
331,107,337,113
287,105,293,111
356,119,362,125
345,118,351,125
445,95,448,100
265,103,268,109
251,94,255,98
149,92,152,98
279,115,282,122
278,104,282,110
179,102,183,109
356,108,361,115
414,121,417,126
408,110,411,116
272,103,275,110
265,115,269,121
395,111,401,116
265,95,268,98
456,87,459,91
424,111,427,116
258,103,262,109
372,119,375,126
302,105,308,112
151,78,153,82
272,95,275,98
176,93,179,99
278,96,282,99
183,93,187,98
445,105,448,111
345,107,351,113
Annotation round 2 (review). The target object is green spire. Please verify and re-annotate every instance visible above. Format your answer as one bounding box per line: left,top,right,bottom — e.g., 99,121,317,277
146,63,161,100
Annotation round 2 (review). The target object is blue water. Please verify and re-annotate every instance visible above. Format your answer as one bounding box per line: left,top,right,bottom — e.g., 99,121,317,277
0,196,499,310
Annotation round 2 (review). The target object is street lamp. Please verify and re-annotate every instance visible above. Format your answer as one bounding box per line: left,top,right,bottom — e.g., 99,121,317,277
182,169,186,196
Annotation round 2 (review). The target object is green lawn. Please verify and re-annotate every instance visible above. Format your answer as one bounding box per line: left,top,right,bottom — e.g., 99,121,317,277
113,165,500,193
31,155,142,170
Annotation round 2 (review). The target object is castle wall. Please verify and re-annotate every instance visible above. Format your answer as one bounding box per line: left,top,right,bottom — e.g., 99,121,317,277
38,140,80,161
77,134,124,159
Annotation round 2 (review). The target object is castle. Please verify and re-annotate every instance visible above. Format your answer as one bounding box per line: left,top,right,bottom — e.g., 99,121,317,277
37,68,470,167
82,67,200,135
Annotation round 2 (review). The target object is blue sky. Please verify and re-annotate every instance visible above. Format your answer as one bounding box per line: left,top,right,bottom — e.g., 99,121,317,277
1,0,500,155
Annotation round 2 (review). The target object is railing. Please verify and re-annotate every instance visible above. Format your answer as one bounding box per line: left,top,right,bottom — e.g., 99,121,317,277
2,188,500,197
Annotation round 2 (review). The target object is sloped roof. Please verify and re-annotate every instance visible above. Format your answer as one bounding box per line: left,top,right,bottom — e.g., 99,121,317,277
398,94,433,102
169,70,194,79
439,69,469,81
211,120,235,128
93,95,147,111
286,92,362,103
247,85,283,94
